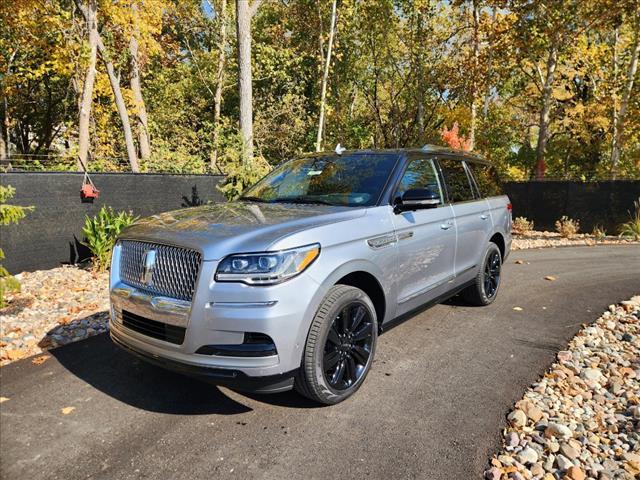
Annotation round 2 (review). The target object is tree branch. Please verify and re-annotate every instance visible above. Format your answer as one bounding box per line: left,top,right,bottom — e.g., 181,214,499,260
249,0,264,18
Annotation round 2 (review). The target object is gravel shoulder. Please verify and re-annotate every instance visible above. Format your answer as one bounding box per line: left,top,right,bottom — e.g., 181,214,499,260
512,231,639,250
0,267,109,365
486,297,640,480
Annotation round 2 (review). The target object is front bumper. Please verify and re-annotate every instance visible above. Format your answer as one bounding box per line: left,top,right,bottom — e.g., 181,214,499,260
109,244,326,389
110,329,297,393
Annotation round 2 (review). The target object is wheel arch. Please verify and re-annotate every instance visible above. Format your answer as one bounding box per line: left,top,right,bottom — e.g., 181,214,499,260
489,232,506,259
335,271,387,331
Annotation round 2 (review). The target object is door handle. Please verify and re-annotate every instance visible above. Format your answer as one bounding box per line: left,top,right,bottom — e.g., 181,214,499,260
480,214,488,220
440,222,452,230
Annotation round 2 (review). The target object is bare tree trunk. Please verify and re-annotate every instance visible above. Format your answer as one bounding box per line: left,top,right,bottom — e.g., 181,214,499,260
211,0,228,172
98,39,139,171
469,0,480,150
611,25,640,179
129,9,151,161
235,0,262,165
611,27,619,174
482,7,497,120
315,0,337,152
75,0,139,172
1,81,8,161
76,0,98,171
534,37,559,180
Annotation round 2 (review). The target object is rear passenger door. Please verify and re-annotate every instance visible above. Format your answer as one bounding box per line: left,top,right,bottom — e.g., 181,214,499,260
391,157,456,312
466,161,511,240
437,157,490,281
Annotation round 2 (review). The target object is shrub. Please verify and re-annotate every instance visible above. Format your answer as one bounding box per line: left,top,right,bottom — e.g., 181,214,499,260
555,216,580,238
618,197,640,241
591,225,607,240
82,206,137,272
0,185,34,307
217,141,273,201
512,216,534,235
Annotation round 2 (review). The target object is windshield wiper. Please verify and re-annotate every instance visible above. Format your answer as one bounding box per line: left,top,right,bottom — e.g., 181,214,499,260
271,196,337,206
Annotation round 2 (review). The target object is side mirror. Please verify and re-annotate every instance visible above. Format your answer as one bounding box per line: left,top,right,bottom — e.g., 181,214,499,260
395,188,441,213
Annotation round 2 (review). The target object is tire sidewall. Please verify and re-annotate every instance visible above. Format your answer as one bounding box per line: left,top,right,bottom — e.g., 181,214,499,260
478,243,502,304
309,287,377,404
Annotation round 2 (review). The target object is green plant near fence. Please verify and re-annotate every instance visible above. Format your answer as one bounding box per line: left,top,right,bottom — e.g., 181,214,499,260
618,197,640,241
82,206,138,272
0,185,34,307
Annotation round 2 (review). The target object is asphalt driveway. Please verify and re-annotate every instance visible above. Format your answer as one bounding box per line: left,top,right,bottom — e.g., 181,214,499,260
1,245,639,480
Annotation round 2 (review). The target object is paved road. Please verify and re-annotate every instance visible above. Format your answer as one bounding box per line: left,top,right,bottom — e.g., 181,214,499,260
1,245,639,480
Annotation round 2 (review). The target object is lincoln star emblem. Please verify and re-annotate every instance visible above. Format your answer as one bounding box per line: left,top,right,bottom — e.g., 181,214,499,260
141,249,157,285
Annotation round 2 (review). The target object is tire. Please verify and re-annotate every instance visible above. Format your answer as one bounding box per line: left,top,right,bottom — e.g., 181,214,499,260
462,242,502,306
295,285,378,405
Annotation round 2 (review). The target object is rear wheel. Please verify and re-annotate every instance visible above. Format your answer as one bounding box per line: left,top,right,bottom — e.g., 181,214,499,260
295,285,377,405
462,242,502,306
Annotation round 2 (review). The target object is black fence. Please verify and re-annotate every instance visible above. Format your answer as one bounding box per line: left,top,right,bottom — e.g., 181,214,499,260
503,181,640,233
1,173,639,274
1,172,225,273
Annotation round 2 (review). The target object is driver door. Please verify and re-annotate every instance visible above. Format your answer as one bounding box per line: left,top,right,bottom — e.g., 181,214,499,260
391,157,456,315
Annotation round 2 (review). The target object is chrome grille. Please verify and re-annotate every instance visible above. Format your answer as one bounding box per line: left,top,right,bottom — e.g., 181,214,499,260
119,240,202,301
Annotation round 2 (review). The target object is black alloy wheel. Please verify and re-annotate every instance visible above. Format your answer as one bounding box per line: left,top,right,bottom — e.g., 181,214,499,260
322,302,374,390
295,284,378,404
484,249,501,299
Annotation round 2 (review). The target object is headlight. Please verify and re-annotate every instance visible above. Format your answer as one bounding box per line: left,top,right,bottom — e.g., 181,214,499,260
215,243,320,285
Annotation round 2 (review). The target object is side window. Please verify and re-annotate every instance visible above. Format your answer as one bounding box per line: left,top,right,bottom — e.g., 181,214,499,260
466,162,503,197
438,158,476,203
396,158,444,205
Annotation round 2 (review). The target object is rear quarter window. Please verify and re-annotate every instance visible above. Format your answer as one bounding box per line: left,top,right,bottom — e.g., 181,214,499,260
466,162,504,198
438,158,476,203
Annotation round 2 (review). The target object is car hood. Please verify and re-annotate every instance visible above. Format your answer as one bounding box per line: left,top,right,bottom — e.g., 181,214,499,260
119,201,365,260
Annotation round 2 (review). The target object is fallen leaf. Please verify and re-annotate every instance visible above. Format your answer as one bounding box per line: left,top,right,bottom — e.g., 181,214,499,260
0,397,9,403
61,406,76,415
513,307,523,311
514,260,524,264
544,275,557,281
32,355,50,366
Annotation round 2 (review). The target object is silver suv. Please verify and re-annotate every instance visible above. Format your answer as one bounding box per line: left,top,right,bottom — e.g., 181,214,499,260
109,146,512,404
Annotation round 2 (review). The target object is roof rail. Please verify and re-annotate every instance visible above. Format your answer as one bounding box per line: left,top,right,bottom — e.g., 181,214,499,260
420,144,487,161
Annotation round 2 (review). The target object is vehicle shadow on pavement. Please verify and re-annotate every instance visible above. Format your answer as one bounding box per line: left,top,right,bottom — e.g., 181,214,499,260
50,332,254,415
50,331,321,413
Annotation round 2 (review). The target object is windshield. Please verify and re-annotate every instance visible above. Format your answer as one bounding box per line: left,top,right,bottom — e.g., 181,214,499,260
240,153,400,207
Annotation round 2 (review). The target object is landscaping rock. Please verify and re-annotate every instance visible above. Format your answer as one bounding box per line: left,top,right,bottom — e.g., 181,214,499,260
0,266,109,365
511,231,639,250
487,296,640,480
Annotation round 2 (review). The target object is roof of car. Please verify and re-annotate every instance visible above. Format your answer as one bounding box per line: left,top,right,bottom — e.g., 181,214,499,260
311,144,490,164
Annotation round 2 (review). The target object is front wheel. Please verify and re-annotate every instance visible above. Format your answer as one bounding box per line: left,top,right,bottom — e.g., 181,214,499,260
462,242,502,306
295,285,377,405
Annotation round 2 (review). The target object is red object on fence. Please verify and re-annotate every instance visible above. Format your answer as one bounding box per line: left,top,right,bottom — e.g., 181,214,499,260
81,183,100,199
80,169,100,200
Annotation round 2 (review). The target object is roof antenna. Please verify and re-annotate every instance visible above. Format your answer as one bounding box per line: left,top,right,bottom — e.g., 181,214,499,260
335,143,346,155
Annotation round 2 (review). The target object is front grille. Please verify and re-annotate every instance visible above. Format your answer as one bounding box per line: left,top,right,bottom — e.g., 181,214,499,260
121,310,186,345
119,240,202,301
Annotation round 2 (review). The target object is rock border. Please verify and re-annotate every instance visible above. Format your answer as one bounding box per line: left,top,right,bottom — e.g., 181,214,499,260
486,297,640,480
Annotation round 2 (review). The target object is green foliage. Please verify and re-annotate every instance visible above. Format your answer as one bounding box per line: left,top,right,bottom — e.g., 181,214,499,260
555,216,580,238
3,0,640,179
0,185,34,307
0,249,21,308
591,225,607,240
217,155,273,201
81,206,137,272
618,198,640,240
